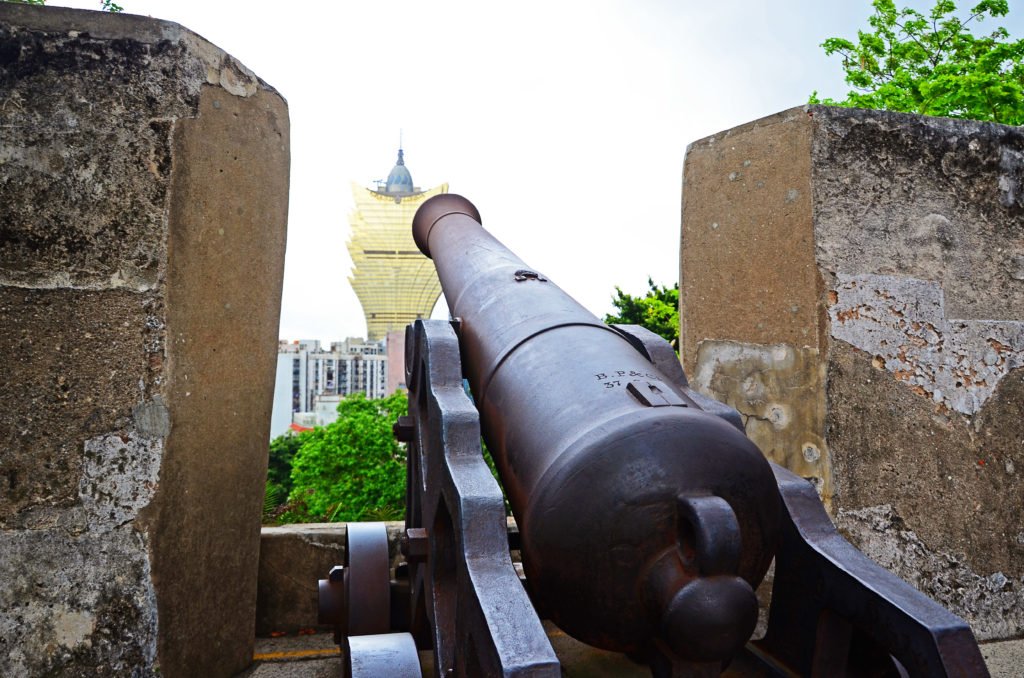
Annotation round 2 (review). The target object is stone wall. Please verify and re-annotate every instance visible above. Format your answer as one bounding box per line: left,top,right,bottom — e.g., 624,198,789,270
0,5,288,676
680,106,1023,640
256,523,406,636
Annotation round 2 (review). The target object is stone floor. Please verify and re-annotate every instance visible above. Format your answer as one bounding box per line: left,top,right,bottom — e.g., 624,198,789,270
238,630,1024,677
235,633,339,678
236,627,650,677
982,638,1024,678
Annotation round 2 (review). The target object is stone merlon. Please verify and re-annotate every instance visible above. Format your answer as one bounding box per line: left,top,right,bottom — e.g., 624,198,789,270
680,105,1024,641
1,5,289,676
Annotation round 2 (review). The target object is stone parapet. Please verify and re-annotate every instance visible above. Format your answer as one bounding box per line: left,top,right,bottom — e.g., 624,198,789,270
255,523,404,636
680,105,1023,640
0,5,288,676
255,521,520,635
257,524,346,636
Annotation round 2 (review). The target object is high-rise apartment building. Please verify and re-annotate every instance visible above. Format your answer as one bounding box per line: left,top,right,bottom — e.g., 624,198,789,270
270,338,388,437
347,149,446,341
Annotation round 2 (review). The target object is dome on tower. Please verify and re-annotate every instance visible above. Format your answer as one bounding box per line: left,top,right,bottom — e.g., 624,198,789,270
384,148,414,194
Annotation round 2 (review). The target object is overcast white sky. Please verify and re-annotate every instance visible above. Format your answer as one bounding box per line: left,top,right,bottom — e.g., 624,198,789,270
50,0,1024,342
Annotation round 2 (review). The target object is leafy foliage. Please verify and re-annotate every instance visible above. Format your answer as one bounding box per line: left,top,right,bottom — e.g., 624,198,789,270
287,391,408,522
267,432,304,497
262,483,285,524
262,432,306,522
605,278,680,349
810,0,1024,124
263,388,510,525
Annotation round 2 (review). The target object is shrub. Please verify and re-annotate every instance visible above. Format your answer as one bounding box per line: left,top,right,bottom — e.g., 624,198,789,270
287,391,408,522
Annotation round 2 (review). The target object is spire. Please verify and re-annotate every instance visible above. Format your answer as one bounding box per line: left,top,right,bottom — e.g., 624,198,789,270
384,145,414,195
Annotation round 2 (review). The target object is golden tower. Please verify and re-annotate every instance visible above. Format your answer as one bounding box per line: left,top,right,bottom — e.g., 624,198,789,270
347,149,447,341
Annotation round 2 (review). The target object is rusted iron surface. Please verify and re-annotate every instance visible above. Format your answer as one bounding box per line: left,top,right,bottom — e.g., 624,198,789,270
318,192,988,676
610,324,745,433
403,319,561,676
345,632,421,678
412,194,780,665
622,314,988,675
345,523,391,636
753,462,990,677
317,522,391,645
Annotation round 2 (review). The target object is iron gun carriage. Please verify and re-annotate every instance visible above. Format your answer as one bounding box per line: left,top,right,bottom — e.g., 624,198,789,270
319,194,988,677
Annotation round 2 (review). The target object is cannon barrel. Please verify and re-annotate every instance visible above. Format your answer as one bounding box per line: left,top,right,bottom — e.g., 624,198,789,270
412,194,782,663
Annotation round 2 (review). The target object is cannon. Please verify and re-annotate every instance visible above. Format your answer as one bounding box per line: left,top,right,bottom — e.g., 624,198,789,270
320,194,989,677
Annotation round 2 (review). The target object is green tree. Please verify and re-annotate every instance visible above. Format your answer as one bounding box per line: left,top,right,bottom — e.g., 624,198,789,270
267,431,305,497
288,391,408,522
605,278,680,349
810,0,1024,124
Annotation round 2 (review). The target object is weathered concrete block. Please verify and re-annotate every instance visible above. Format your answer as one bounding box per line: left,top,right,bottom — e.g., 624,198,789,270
256,524,346,636
0,5,288,676
255,523,404,636
681,106,1023,640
